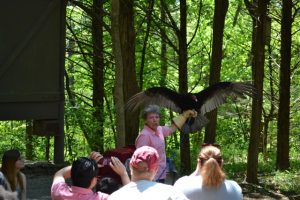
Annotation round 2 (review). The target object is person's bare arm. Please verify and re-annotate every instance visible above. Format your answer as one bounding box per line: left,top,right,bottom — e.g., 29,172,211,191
109,157,130,185
169,124,178,133
52,166,72,184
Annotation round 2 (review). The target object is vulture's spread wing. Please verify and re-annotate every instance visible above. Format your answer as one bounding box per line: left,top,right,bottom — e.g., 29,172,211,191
126,87,183,113
195,82,255,115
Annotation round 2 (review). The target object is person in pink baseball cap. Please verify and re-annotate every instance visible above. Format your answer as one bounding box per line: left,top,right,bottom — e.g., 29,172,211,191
108,146,188,200
129,145,159,179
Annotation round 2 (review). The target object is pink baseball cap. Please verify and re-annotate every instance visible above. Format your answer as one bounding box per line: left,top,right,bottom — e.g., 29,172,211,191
130,146,159,172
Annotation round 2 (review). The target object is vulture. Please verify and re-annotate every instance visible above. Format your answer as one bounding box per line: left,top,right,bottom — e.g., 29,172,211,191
126,81,256,133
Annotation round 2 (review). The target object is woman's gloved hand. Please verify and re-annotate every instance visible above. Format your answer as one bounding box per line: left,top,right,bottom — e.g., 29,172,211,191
172,110,198,129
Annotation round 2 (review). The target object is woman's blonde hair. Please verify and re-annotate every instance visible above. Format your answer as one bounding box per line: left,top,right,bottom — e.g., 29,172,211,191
199,145,225,188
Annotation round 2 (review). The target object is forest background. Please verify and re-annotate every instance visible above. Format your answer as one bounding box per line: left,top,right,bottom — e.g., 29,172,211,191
0,0,299,196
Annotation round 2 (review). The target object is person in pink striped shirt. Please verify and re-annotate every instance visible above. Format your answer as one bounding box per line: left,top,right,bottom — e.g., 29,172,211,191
51,152,129,200
135,105,197,182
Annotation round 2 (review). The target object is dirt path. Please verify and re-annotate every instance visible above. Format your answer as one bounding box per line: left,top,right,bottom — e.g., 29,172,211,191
241,183,292,200
27,175,52,200
25,162,62,200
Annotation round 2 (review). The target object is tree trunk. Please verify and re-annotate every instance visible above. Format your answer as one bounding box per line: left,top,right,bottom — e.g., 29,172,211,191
92,0,104,152
45,136,50,161
262,44,276,160
112,0,139,147
121,0,139,146
65,23,75,158
159,0,167,88
233,1,242,27
139,0,155,89
204,0,229,144
25,120,33,160
276,0,292,170
159,0,168,126
245,0,269,183
178,0,190,175
112,0,126,147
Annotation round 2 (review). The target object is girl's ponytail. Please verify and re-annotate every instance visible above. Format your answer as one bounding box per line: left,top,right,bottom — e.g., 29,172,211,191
199,146,225,188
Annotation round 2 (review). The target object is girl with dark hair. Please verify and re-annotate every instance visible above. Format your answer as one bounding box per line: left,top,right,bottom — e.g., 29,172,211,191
174,145,242,200
0,149,26,200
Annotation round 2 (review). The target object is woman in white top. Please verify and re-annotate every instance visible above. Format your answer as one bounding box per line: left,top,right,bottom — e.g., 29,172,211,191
109,146,188,200
174,144,242,200
0,149,26,200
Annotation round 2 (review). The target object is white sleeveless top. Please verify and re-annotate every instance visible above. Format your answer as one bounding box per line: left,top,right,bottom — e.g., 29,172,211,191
174,175,242,200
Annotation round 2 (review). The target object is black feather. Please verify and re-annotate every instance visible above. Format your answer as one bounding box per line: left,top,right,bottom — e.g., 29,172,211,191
126,81,256,133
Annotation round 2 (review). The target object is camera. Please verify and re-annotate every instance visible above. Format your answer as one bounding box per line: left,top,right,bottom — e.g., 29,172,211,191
98,157,111,167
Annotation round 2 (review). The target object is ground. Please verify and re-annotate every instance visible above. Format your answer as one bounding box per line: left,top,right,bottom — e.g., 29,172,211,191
25,162,299,200
27,175,52,200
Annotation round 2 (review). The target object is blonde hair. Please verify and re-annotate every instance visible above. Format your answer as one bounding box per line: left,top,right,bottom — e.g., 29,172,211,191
199,146,225,188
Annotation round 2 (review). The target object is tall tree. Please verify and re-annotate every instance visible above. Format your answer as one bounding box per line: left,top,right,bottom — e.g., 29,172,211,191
122,0,140,146
112,0,126,147
92,0,105,152
276,0,292,170
158,0,168,127
66,1,107,151
204,0,229,143
159,0,204,174
244,0,270,183
139,0,155,89
65,28,76,158
262,40,276,159
159,0,167,88
111,0,139,146
159,0,190,173
178,0,190,174
25,120,33,160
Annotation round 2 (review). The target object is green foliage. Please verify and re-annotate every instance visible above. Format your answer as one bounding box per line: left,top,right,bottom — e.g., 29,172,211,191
271,170,300,194
0,121,26,155
1,0,300,195
0,121,56,161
